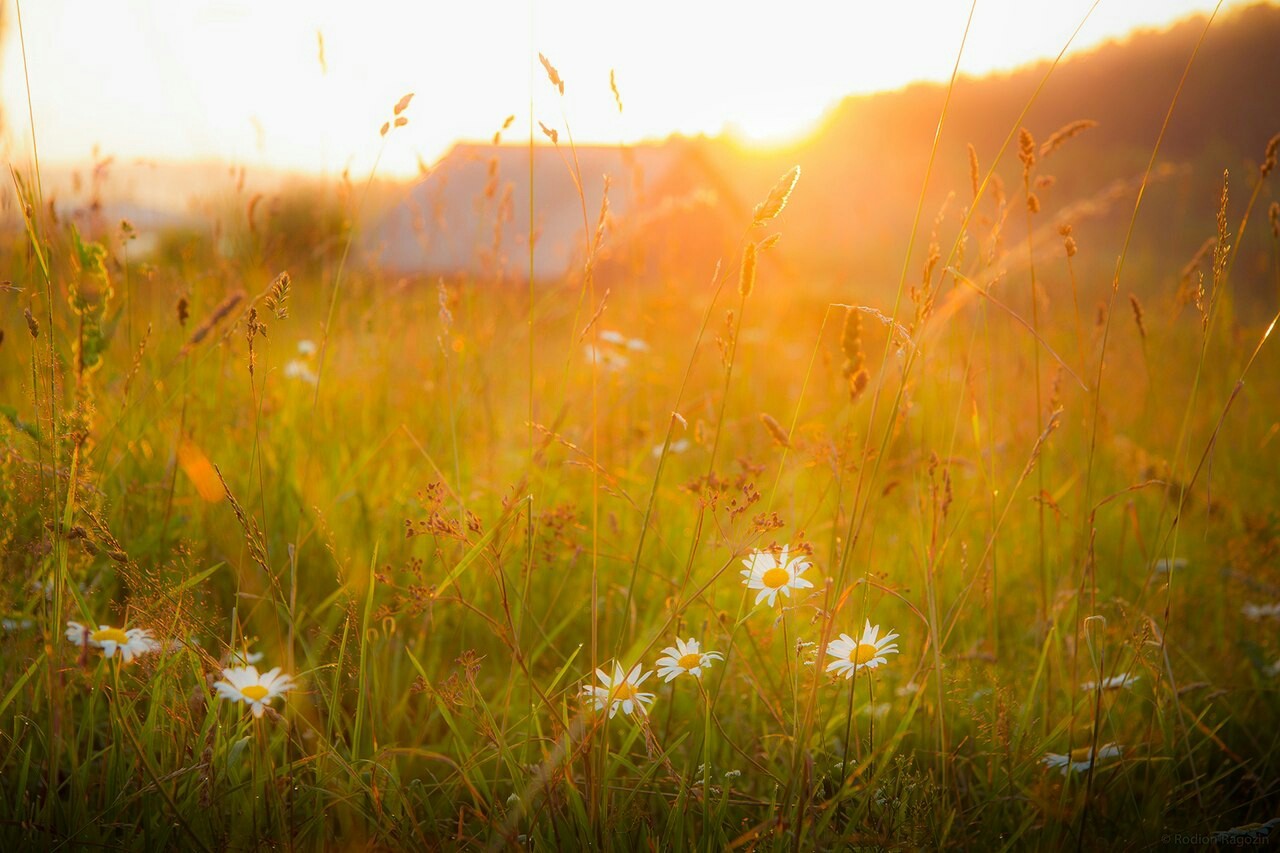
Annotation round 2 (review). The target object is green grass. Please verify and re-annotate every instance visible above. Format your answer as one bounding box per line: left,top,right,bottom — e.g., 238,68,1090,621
3,13,1280,852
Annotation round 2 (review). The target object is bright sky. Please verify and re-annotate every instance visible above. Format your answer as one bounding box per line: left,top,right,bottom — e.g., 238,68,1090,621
0,0,1249,178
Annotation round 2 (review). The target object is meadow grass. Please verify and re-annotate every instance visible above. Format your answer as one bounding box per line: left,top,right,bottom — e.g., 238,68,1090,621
3,9,1280,853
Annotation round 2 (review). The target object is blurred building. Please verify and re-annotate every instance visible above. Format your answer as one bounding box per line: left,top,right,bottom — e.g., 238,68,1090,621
368,138,749,284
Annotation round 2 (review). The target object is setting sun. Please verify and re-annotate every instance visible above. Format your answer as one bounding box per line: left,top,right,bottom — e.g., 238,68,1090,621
0,0,1250,175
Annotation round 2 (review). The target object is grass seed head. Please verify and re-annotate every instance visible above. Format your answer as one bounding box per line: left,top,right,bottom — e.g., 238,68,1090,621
1018,128,1036,175
760,413,791,448
752,166,800,226
538,53,564,94
1262,132,1280,177
738,240,757,298
1039,119,1098,158
1129,293,1147,341
967,143,980,200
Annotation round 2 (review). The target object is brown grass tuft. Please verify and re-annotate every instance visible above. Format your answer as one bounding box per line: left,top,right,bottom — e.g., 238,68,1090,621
1039,119,1098,158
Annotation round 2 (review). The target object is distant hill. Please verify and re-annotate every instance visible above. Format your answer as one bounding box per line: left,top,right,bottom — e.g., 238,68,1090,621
724,1,1280,307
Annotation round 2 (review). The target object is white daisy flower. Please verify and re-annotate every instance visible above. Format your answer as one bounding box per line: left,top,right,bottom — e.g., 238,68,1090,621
296,339,317,356
214,665,297,718
284,359,319,385
584,343,630,372
598,330,628,346
65,621,161,663
1041,743,1122,775
1241,602,1280,620
825,620,900,678
651,438,691,458
581,662,656,719
1081,672,1140,691
740,545,814,608
655,637,724,682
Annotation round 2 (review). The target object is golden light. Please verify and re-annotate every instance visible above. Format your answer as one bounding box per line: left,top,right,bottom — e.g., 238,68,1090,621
0,0,1249,176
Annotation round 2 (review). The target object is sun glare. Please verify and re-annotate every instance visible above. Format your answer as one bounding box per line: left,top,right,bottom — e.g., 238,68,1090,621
0,0,1246,177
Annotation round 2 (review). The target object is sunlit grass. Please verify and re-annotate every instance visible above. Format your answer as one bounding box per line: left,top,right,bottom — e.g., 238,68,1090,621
3,8,1280,852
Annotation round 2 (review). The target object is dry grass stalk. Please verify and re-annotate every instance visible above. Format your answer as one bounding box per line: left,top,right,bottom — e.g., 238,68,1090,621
1040,119,1098,158
843,325,874,396
123,323,152,396
264,271,291,320
1209,170,1231,326
1060,223,1078,257
538,53,564,94
1180,237,1216,283
610,69,622,113
752,166,801,226
182,291,245,352
738,240,757,298
1018,128,1037,176
492,115,516,145
1129,293,1147,340
213,464,270,575
759,413,791,448
967,143,980,200
245,307,267,377
1269,201,1279,238
1262,132,1280,177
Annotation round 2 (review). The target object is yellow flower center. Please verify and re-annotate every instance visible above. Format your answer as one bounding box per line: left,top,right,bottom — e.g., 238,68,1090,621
1068,746,1095,762
91,627,130,645
851,643,880,665
241,684,270,701
612,682,637,701
762,567,791,589
677,653,703,670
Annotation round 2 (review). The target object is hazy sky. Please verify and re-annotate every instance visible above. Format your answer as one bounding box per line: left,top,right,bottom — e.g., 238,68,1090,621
0,0,1251,177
